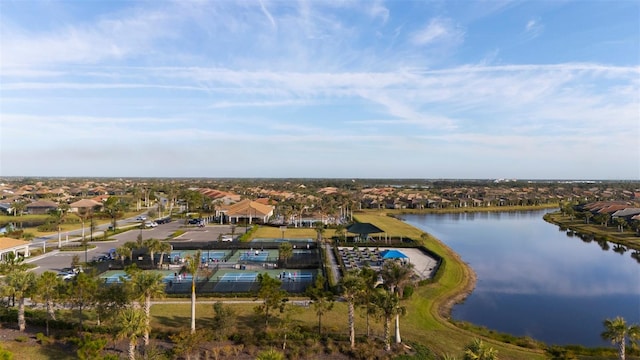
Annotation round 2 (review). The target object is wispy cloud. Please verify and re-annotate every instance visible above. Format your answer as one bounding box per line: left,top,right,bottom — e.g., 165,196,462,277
410,17,464,46
258,0,277,29
525,18,544,39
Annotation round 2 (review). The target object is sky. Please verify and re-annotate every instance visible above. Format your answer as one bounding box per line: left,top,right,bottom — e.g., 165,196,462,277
0,0,638,180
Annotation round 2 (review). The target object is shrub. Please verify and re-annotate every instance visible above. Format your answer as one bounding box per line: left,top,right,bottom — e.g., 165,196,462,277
0,345,13,360
13,336,28,343
35,332,53,345
403,285,414,299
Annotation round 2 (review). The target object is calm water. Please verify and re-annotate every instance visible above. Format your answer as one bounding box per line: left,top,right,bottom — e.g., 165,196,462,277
402,210,640,347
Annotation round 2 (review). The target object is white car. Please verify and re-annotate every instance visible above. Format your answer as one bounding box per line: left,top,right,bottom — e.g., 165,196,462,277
136,215,147,221
144,221,157,228
221,235,233,242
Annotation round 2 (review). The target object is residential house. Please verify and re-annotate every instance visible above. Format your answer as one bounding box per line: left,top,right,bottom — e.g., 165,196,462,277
25,200,59,215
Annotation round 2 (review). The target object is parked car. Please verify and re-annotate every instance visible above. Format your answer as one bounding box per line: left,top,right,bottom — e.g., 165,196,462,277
156,216,171,224
144,221,157,228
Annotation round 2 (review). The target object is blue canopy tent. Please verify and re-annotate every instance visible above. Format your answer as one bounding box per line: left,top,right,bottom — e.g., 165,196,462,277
380,249,409,262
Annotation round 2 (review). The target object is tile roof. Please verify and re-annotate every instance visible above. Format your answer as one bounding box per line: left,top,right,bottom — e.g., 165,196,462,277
0,237,30,251
25,200,59,208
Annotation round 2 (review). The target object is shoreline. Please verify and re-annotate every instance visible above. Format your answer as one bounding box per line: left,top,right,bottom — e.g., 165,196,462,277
436,245,477,320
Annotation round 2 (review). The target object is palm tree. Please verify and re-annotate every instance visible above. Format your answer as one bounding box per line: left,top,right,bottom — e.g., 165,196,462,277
314,222,325,243
75,206,94,242
373,289,403,351
182,251,201,334
359,266,379,338
33,271,63,335
380,260,415,344
48,208,66,248
615,217,627,233
340,270,364,349
583,211,594,224
143,238,161,268
116,308,148,360
156,241,172,269
306,275,334,335
278,242,293,268
0,252,28,275
463,338,498,360
12,199,27,216
103,196,125,231
601,316,640,360
2,269,36,331
128,270,166,346
334,224,346,242
116,247,131,266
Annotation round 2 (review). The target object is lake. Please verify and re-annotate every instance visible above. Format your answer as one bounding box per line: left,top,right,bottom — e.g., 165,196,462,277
401,210,640,347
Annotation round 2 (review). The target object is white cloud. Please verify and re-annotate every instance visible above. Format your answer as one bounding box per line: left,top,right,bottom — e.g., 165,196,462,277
368,0,389,24
410,17,464,46
258,0,277,29
524,18,544,39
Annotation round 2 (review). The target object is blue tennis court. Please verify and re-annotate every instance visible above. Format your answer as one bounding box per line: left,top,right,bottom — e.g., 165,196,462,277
239,250,269,262
170,250,229,264
276,270,314,282
201,252,226,262
100,271,130,284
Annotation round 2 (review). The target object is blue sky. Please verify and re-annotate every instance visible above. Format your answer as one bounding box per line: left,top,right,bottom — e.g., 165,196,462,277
1,0,638,179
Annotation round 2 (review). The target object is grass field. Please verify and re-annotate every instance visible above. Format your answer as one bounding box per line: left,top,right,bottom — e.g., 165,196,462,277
252,226,338,240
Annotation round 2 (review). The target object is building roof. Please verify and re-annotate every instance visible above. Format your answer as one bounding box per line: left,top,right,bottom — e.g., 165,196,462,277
612,208,640,217
346,222,384,236
0,237,30,251
222,199,275,217
69,199,102,208
25,200,58,208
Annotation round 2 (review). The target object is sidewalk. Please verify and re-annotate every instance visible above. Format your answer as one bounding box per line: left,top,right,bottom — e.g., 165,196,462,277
324,243,340,285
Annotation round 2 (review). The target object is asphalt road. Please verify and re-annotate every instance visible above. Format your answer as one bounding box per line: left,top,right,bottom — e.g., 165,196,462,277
27,218,237,275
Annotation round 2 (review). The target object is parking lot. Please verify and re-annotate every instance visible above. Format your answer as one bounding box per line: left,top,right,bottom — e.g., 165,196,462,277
28,219,238,275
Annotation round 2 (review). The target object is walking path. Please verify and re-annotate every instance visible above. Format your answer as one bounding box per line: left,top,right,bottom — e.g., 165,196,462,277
324,243,341,285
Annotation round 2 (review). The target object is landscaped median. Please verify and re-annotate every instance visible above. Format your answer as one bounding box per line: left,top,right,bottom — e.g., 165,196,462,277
354,212,546,359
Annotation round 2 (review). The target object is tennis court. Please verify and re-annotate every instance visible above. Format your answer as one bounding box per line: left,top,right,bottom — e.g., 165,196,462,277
228,249,278,263
100,270,194,284
169,250,231,264
239,250,269,262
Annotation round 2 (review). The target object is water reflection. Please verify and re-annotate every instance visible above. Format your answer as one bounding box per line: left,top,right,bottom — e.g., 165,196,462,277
402,210,640,347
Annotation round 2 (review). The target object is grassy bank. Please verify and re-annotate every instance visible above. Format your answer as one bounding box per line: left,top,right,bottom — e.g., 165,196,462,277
379,203,559,215
544,211,640,251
